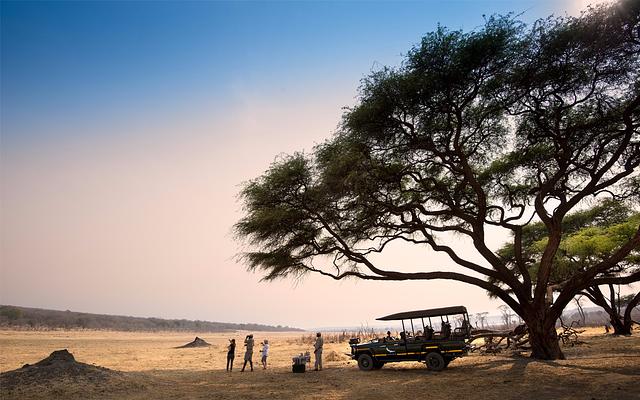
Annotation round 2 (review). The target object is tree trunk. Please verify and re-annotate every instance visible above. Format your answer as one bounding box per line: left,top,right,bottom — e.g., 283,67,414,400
526,316,565,360
611,317,632,335
621,292,640,335
609,306,630,335
586,285,634,336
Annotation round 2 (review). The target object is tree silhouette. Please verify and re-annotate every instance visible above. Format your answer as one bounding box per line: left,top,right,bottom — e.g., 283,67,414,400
236,1,640,359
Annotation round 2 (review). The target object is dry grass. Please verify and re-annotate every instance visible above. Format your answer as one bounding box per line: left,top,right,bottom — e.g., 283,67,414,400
289,329,381,345
1,327,639,400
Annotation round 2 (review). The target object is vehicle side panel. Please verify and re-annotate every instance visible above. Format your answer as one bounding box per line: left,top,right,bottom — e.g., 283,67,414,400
351,338,468,363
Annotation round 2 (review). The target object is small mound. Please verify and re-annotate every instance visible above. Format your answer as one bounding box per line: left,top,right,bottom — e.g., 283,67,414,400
324,350,349,362
32,348,77,366
175,336,211,348
0,349,121,393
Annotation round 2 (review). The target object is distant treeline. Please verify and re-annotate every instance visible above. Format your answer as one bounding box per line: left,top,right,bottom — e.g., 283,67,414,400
0,305,303,332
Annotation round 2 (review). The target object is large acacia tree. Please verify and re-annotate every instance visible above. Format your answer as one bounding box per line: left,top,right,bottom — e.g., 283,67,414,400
235,1,640,360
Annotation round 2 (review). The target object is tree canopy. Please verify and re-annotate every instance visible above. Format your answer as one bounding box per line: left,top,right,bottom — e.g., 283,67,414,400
495,199,640,334
496,199,640,287
235,0,640,359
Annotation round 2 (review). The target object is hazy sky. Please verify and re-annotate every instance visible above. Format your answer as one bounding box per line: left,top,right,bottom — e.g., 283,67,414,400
1,0,628,329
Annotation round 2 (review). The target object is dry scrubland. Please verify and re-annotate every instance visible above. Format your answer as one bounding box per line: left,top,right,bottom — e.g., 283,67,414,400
1,328,639,400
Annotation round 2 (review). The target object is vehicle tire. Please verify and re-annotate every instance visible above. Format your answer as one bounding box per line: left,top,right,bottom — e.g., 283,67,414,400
357,354,375,371
425,352,445,371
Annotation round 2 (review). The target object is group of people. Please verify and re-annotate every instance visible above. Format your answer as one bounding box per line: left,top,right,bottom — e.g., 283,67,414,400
226,334,269,372
384,322,451,342
225,332,325,372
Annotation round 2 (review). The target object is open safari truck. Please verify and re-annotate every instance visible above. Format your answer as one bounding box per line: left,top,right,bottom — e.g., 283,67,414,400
349,306,472,371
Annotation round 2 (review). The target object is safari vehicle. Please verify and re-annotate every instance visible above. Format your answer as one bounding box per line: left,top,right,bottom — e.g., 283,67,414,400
349,306,472,371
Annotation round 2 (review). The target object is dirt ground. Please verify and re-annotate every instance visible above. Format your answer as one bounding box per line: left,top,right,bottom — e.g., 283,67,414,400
1,328,638,400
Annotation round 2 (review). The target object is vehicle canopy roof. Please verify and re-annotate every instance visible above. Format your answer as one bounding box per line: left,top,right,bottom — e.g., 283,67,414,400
376,306,468,321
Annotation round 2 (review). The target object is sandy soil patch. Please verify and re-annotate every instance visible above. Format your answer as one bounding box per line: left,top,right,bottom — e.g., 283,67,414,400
1,328,638,399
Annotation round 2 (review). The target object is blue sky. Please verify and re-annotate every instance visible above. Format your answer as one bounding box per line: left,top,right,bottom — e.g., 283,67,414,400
2,0,613,328
2,1,573,145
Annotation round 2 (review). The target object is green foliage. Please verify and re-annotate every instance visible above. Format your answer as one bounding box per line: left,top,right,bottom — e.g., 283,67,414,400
499,201,640,285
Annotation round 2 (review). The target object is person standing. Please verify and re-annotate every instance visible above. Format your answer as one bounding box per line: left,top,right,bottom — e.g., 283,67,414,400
241,334,254,372
226,339,236,372
260,339,269,370
313,332,323,371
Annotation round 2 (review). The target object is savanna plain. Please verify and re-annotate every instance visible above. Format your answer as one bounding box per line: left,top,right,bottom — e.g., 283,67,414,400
1,328,639,400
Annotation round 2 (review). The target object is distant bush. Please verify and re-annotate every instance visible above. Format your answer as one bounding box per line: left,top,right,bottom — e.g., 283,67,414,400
0,305,304,333
0,306,22,321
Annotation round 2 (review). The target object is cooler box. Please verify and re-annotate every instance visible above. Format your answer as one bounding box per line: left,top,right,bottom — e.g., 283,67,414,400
292,353,310,373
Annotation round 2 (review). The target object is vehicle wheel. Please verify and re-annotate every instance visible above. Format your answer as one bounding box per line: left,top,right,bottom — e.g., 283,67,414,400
425,352,445,371
357,354,375,371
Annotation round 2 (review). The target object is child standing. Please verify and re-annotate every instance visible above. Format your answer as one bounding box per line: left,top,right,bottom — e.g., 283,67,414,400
260,340,269,370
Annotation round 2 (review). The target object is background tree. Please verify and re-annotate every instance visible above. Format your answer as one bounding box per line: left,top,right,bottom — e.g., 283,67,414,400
236,1,640,360
496,199,640,335
473,312,489,329
498,305,515,330
573,295,587,326
582,288,640,334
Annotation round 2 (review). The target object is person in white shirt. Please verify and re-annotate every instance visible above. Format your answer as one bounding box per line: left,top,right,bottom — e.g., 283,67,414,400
260,340,269,370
